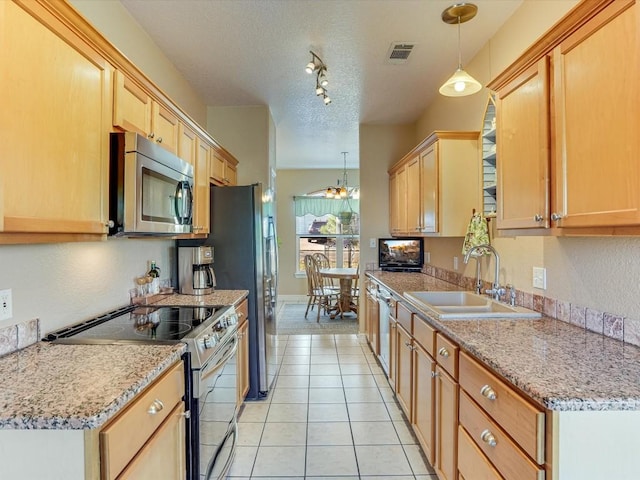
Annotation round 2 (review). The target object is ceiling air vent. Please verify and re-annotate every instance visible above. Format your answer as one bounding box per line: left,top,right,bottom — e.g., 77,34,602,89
386,43,416,64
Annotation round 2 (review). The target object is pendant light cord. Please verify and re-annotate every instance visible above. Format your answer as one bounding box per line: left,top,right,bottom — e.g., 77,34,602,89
457,15,462,69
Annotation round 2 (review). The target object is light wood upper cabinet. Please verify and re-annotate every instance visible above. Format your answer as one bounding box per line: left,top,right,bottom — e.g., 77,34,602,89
389,131,479,238
211,148,239,186
552,0,639,229
495,58,550,230
178,122,198,165
236,298,250,406
114,69,179,154
113,69,152,136
490,0,639,234
194,137,211,234
0,0,111,241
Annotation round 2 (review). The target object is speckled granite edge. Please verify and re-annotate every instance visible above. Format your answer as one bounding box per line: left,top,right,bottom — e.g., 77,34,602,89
152,290,248,307
0,343,186,430
367,271,640,412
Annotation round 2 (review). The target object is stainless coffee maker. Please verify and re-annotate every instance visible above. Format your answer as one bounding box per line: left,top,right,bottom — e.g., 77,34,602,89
178,246,216,295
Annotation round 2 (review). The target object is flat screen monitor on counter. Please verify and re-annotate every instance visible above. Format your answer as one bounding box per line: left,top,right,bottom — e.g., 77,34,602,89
378,238,424,272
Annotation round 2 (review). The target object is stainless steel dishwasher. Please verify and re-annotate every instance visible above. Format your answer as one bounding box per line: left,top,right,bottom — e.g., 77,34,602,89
377,287,393,375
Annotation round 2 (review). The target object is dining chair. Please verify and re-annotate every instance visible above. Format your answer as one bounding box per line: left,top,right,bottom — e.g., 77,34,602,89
350,264,361,314
311,252,339,292
304,255,341,322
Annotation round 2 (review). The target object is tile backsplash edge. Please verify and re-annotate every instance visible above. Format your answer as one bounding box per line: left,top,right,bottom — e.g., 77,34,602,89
0,318,40,357
423,265,640,348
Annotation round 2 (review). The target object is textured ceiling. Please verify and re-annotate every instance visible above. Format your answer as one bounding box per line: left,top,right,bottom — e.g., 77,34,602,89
120,0,522,169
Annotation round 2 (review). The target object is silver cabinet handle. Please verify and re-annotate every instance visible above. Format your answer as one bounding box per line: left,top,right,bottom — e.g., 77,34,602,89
480,384,497,401
438,347,450,358
551,213,563,221
157,137,163,143
180,411,191,419
431,371,439,378
534,214,543,222
481,429,497,447
147,398,165,415
148,132,155,139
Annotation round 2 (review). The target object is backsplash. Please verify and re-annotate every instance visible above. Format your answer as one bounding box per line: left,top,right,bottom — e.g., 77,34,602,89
423,265,640,348
0,319,40,357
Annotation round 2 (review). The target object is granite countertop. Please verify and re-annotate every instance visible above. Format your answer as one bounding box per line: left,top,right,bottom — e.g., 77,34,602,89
0,342,185,430
152,289,248,307
0,289,248,431
368,271,640,412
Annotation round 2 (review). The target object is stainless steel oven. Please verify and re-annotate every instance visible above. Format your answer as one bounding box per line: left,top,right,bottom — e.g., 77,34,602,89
193,330,239,480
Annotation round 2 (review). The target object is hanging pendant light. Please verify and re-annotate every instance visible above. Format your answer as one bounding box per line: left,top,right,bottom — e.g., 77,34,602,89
439,3,482,97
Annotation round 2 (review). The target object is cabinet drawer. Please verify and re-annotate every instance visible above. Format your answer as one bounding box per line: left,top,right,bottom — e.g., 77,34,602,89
413,316,436,356
435,333,458,379
236,298,249,326
100,361,185,480
459,352,544,463
396,302,413,333
459,392,544,480
458,425,504,480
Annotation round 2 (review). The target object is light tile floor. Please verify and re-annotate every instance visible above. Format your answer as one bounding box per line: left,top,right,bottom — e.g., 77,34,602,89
227,333,438,479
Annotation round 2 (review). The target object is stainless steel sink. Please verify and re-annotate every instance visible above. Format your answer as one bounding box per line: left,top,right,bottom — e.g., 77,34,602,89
404,291,541,319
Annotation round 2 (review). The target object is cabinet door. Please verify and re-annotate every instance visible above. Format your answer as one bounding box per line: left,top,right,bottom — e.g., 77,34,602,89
237,318,249,406
406,155,422,234
151,102,179,154
396,166,408,235
420,144,438,233
211,150,228,185
118,403,186,480
389,172,400,235
496,57,550,230
395,324,413,418
552,0,639,228
113,69,152,136
226,161,238,186
365,291,379,355
0,1,110,236
435,365,459,480
178,123,197,165
193,137,211,235
413,343,436,466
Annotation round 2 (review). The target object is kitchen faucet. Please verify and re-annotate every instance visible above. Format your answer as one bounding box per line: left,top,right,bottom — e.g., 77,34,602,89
463,244,505,301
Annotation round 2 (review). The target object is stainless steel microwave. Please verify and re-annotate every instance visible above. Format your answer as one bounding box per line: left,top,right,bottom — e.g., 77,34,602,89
109,132,193,236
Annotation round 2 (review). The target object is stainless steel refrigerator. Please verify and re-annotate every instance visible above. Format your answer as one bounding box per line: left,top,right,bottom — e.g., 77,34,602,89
204,183,277,399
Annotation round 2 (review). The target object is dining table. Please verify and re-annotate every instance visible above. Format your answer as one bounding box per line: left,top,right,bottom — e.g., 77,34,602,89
319,267,359,318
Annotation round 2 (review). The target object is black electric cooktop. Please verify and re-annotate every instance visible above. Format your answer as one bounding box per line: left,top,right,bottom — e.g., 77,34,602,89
45,305,229,344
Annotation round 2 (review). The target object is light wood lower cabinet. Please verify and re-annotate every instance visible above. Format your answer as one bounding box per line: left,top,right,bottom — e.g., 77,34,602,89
413,341,436,466
100,360,185,480
365,287,379,355
435,364,459,480
236,298,250,406
395,323,413,418
117,402,186,480
458,425,504,480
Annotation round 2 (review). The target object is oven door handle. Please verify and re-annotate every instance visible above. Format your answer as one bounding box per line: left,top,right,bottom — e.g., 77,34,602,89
199,336,238,383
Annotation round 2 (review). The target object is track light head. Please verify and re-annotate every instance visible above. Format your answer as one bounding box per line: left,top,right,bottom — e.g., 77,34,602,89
323,94,331,105
318,69,328,87
305,61,316,74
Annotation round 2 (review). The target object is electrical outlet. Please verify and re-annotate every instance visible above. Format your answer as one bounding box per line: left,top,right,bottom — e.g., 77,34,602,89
453,256,459,271
425,251,431,263
532,267,546,289
369,238,376,248
0,289,12,321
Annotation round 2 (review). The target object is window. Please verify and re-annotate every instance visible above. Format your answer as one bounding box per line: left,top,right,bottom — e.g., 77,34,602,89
294,194,360,274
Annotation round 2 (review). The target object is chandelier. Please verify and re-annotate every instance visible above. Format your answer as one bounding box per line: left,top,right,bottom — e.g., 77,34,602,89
326,152,359,199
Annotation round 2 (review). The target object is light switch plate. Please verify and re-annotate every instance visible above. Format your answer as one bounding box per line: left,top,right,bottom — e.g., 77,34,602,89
532,267,546,289
369,238,376,248
426,251,431,263
453,256,459,271
0,289,12,321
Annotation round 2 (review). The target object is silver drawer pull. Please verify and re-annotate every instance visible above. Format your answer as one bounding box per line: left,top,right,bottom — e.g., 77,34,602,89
481,429,497,447
480,384,497,401
438,347,450,358
147,399,165,415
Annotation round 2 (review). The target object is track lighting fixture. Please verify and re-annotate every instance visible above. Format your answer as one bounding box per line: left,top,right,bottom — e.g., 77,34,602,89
439,3,482,97
305,50,331,105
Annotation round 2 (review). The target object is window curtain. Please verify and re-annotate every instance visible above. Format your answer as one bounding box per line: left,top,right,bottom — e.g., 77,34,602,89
294,196,359,217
